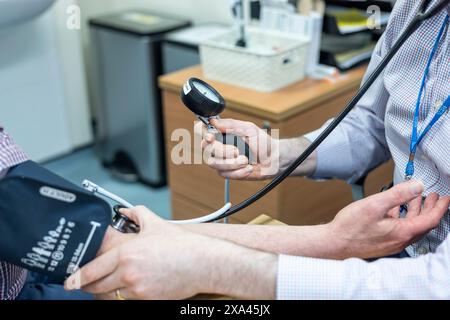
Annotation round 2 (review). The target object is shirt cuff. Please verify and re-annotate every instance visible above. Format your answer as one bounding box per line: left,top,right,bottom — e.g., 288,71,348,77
304,123,353,181
0,131,29,172
276,255,346,300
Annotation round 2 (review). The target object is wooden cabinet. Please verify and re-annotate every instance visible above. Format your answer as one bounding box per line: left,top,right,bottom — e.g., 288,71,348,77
159,66,393,225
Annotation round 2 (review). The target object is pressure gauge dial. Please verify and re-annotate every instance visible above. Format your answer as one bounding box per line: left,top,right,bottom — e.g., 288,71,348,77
180,77,255,163
181,78,226,118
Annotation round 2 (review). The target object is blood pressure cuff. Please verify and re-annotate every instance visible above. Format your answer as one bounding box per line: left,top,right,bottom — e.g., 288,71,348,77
0,161,111,283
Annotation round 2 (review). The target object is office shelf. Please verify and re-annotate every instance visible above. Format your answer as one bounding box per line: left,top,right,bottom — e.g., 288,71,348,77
323,5,390,35
320,1,391,68
325,0,394,12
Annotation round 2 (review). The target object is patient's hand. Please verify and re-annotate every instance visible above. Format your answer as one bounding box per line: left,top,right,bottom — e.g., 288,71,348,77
329,180,450,259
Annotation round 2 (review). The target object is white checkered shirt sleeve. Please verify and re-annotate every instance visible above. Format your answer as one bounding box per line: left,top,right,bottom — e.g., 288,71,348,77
277,235,450,300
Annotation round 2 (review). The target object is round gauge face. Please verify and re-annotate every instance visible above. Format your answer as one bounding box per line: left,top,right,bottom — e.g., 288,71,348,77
193,81,220,103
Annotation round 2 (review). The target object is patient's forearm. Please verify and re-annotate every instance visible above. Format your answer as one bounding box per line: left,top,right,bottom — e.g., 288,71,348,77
202,237,277,300
184,223,342,259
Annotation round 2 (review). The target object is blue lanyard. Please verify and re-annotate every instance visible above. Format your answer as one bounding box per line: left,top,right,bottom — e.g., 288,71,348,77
405,14,450,181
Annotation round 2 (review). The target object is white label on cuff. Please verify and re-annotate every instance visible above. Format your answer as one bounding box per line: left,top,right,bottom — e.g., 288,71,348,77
40,186,76,203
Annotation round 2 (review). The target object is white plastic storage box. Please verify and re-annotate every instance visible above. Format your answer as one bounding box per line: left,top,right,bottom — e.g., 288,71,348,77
200,28,310,92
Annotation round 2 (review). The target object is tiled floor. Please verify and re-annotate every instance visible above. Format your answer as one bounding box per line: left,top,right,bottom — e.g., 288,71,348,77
43,148,172,219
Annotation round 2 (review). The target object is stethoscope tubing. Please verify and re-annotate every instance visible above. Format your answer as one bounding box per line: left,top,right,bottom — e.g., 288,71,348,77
211,0,450,222
83,0,449,225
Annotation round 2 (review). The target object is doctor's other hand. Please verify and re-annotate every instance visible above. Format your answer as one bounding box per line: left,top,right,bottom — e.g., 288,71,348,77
197,118,316,180
64,206,231,300
329,180,450,259
97,226,135,257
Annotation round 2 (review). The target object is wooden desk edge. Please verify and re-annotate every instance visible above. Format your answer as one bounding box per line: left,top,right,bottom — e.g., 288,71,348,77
159,65,366,122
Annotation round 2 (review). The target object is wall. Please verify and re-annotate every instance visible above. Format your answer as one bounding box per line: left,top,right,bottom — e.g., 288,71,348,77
0,0,92,162
0,9,71,162
53,0,92,150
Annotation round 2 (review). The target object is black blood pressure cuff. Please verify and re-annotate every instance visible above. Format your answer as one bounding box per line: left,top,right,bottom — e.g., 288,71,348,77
0,161,111,283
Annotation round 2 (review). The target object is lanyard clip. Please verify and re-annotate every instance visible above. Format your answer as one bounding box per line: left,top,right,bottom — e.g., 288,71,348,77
404,153,416,181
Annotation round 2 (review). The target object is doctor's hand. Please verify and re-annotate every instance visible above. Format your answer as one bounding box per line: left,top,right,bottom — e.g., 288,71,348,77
197,118,317,180
97,226,135,257
329,180,450,259
197,118,279,180
65,206,222,300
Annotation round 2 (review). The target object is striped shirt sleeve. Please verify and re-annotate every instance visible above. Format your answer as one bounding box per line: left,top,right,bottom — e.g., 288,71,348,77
0,126,29,300
0,127,29,172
